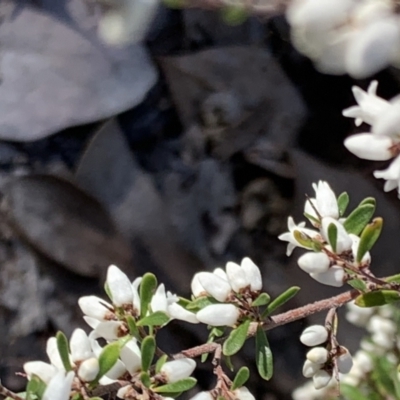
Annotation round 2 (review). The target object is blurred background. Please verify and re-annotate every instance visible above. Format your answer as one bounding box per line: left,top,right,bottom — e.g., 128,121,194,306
1,1,400,398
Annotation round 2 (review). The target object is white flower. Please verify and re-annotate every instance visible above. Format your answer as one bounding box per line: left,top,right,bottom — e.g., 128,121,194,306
189,392,214,400
367,315,397,336
196,304,240,327
106,265,133,307
312,370,332,390
346,301,375,327
160,358,196,383
42,370,74,400
46,337,64,370
279,217,320,256
233,386,256,400
313,181,339,219
226,261,250,292
349,234,371,265
373,99,400,138
297,252,331,274
23,361,57,384
306,347,329,364
120,339,142,375
241,257,263,291
167,302,199,324
300,325,329,347
321,217,352,254
197,272,232,302
374,155,400,194
132,277,142,314
151,284,168,313
343,81,391,126
310,265,345,287
344,133,393,160
302,359,321,378
353,350,373,374
78,357,99,382
78,296,113,321
70,328,93,363
337,347,353,374
93,321,124,341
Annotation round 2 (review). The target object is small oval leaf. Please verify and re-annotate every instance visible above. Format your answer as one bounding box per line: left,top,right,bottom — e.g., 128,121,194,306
293,230,314,249
140,273,158,318
137,311,170,327
231,366,250,391
255,325,273,380
156,354,168,374
252,292,271,307
263,286,300,317
343,204,375,235
96,342,121,381
327,222,338,253
357,218,383,263
223,320,250,356
56,331,72,371
355,290,400,307
337,192,349,217
154,377,197,393
141,336,156,372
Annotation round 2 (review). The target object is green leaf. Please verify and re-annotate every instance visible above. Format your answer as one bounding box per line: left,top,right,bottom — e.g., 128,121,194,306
251,292,271,307
385,274,400,283
156,354,168,374
357,217,383,262
126,315,140,339
137,311,170,327
26,376,46,400
224,355,234,371
355,290,400,307
340,384,368,400
371,356,397,398
304,212,320,226
327,222,338,253
221,5,248,25
231,366,250,391
140,273,157,318
293,230,314,250
186,296,219,311
95,341,121,381
343,204,375,235
154,377,197,393
337,192,350,217
263,286,300,317
56,331,72,371
359,197,376,207
347,278,367,292
140,371,152,388
141,335,156,372
255,325,273,380
162,0,186,8
223,320,250,356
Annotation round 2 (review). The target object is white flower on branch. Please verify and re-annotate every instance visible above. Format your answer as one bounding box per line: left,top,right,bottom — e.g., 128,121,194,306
23,361,57,384
196,303,240,327
310,265,345,287
297,252,331,274
107,265,134,307
312,369,332,390
321,217,352,254
337,347,353,374
160,358,196,383
77,357,99,382
306,347,329,365
300,325,329,347
42,370,74,400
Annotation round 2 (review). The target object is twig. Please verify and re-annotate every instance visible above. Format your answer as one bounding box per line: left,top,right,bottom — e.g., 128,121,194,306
0,383,25,400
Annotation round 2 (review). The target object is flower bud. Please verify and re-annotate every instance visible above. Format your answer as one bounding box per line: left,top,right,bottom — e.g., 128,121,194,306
107,265,133,307
233,386,256,400
167,302,199,324
151,284,168,313
337,347,353,374
314,181,339,219
302,359,321,378
344,133,393,160
321,217,352,254
120,339,142,374
368,315,397,336
198,273,232,302
196,304,240,327
241,257,263,291
312,369,332,389
226,261,249,292
78,357,99,382
42,371,74,400
310,265,344,287
70,328,93,362
160,358,196,383
24,361,57,384
78,296,112,321
297,252,330,274
300,325,329,347
306,347,329,364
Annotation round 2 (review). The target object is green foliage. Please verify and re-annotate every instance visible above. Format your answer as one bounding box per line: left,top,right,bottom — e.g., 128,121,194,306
337,192,350,216
355,290,400,307
262,286,300,317
223,319,250,356
95,341,122,381
252,292,271,307
343,204,375,235
356,217,383,263
140,273,158,318
56,331,72,371
327,222,338,252
137,311,170,327
255,325,273,380
154,378,197,393
231,366,250,391
26,376,46,400
221,5,248,26
141,336,156,372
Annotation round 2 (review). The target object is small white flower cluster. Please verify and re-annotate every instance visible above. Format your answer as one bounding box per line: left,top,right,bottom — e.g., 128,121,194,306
190,386,255,400
343,81,400,197
300,325,353,390
286,0,400,78
279,181,370,287
191,258,263,327
98,0,159,45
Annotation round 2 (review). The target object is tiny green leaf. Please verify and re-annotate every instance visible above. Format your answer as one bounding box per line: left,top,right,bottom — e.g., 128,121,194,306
252,292,271,307
137,311,170,327
126,315,140,339
26,376,46,400
140,273,157,318
162,0,186,8
141,335,156,372
385,274,400,283
347,278,367,292
343,204,375,235
56,331,72,371
255,325,273,380
340,384,369,400
263,286,300,317
304,212,320,226
337,192,350,216
357,217,383,263
293,230,314,249
224,355,234,371
355,290,400,307
359,197,376,207
96,342,121,381
186,296,219,311
327,222,338,253
221,5,248,25
231,366,250,391
154,378,197,393
156,354,168,374
222,320,250,356
140,371,152,388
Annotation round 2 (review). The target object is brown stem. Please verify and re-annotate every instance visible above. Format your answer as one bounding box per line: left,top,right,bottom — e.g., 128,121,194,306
0,384,25,400
176,289,358,359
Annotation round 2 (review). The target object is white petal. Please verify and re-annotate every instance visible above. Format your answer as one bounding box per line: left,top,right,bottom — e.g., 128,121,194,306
120,339,142,374
306,347,329,364
374,155,400,183
213,268,228,280
302,359,321,378
337,348,353,374
132,283,141,314
321,217,352,254
315,181,339,219
233,386,256,400
94,321,123,341
189,392,214,400
151,284,168,313
160,358,196,383
191,272,207,297
70,329,93,363
196,304,240,327
313,370,332,389
107,265,133,307
297,252,330,274
167,303,199,324
198,273,232,302
241,257,263,291
42,371,74,400
46,337,65,370
300,325,329,347
226,261,249,292
23,361,57,384
344,133,393,161
78,296,112,320
310,266,345,287
78,357,99,382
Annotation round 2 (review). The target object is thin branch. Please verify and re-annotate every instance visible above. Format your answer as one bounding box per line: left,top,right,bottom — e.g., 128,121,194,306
177,288,358,359
0,383,25,400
